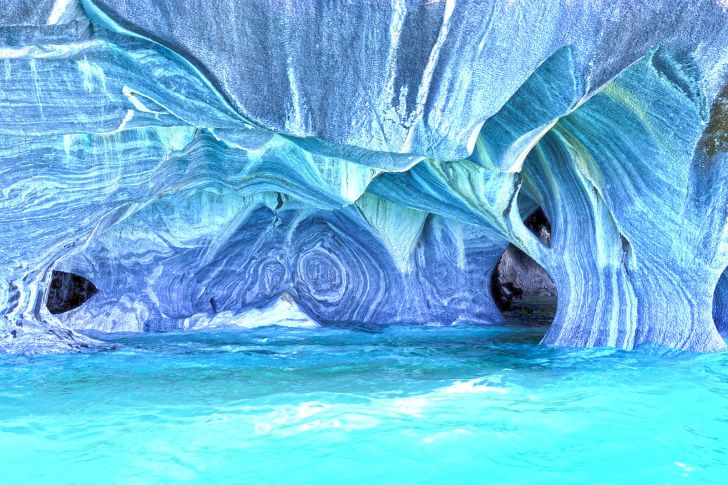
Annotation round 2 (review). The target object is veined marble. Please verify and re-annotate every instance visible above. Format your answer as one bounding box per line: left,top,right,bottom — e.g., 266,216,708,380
1,1,727,353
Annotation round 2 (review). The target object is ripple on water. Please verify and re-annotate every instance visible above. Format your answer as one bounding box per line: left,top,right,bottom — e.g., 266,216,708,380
1,324,728,484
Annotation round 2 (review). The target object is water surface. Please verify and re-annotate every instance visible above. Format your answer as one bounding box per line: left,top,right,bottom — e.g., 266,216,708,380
2,322,727,484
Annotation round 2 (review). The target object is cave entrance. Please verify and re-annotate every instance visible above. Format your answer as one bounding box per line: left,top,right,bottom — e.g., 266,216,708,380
45,270,98,314
715,268,728,336
490,208,556,325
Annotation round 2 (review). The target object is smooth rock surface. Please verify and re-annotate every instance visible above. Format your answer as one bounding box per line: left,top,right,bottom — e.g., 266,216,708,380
85,0,724,161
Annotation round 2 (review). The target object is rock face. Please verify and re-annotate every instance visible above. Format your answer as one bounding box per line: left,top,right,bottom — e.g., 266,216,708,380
0,1,727,353
55,191,505,332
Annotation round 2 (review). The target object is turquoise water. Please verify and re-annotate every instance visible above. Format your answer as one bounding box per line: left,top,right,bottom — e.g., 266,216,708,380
2,323,728,484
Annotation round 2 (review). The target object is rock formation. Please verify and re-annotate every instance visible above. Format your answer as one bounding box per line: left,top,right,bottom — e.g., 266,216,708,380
1,0,726,353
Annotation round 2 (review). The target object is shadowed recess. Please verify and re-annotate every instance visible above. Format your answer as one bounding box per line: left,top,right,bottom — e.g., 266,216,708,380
45,270,98,314
491,208,556,322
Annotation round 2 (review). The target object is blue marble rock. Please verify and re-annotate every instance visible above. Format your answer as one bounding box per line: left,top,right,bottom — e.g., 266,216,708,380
0,1,727,353
83,0,725,161
54,191,505,332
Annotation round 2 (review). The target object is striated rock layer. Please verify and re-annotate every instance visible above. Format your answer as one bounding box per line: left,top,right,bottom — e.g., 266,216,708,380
0,0,727,353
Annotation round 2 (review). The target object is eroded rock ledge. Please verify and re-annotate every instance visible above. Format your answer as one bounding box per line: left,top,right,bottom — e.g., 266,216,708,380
1,0,727,354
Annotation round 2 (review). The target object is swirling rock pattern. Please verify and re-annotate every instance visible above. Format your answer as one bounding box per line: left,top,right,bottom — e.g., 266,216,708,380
0,1,727,353
529,51,728,351
85,0,723,161
54,190,505,332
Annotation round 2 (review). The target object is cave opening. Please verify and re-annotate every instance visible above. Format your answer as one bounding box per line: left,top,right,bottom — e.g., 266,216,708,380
45,270,99,315
490,208,557,325
715,267,728,336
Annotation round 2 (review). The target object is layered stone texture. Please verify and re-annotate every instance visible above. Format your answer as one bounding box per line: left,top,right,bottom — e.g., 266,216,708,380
84,0,721,161
527,55,728,351
1,1,727,353
55,190,504,332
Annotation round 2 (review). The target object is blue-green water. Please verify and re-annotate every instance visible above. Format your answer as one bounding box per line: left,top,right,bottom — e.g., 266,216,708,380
2,324,728,484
